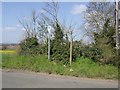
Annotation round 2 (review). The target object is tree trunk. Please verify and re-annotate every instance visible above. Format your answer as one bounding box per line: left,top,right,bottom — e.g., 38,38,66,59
70,35,73,65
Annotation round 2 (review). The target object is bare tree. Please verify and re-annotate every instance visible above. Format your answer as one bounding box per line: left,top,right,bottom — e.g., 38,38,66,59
40,1,59,27
19,17,31,38
62,19,78,65
37,17,48,43
32,10,39,37
84,2,115,36
37,1,59,43
19,10,39,38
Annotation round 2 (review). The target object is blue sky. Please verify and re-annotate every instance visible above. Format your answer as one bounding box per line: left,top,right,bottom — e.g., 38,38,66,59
2,2,89,44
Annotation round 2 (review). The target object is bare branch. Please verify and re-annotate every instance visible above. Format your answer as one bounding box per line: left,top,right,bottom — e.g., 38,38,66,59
19,10,39,38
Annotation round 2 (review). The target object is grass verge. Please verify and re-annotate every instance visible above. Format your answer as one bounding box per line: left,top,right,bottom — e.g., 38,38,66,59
2,54,118,80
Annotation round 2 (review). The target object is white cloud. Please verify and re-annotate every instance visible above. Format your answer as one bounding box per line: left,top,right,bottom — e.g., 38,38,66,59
21,28,26,31
22,16,31,21
4,27,17,31
2,26,25,43
3,25,25,32
40,9,46,14
16,24,20,28
71,4,87,15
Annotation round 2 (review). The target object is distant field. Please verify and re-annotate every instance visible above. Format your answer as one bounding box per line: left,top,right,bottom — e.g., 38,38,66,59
0,50,16,54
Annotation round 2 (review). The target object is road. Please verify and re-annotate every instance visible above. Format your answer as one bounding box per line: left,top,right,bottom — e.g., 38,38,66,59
2,70,118,88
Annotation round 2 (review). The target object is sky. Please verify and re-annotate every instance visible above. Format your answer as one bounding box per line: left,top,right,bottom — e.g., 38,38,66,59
1,0,116,44
0,2,2,44
1,2,91,44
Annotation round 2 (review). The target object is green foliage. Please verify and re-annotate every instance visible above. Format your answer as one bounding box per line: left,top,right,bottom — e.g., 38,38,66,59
94,19,116,65
80,44,102,62
71,57,118,79
2,54,118,79
51,22,70,64
37,43,47,55
70,41,102,63
17,8,117,67
19,36,39,55
54,22,64,43
84,2,117,66
72,41,82,59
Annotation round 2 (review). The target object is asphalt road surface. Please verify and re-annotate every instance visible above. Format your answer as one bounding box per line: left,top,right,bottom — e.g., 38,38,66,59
2,70,118,88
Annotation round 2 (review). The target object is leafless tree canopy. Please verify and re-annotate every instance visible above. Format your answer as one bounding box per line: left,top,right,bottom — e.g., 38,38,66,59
19,1,80,44
83,2,115,41
41,1,59,27
37,1,59,43
19,10,39,38
84,2,115,33
19,1,59,43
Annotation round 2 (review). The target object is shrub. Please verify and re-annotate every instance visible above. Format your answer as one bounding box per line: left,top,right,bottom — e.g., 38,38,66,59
2,45,7,50
80,44,102,62
50,22,70,64
19,36,39,55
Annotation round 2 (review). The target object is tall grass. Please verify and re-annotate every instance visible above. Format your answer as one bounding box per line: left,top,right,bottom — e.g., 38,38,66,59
2,54,118,79
0,53,2,68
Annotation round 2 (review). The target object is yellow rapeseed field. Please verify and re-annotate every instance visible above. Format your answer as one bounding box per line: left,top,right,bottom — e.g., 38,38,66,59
0,50,16,54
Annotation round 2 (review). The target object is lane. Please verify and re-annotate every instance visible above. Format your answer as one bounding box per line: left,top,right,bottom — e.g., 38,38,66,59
2,70,118,88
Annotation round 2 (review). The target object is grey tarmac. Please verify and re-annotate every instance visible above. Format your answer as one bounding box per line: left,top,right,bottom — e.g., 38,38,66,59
2,70,118,88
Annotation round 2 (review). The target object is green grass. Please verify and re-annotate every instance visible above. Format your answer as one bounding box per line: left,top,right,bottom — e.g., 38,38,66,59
0,53,2,68
2,54,118,80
